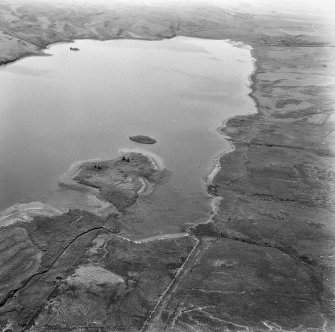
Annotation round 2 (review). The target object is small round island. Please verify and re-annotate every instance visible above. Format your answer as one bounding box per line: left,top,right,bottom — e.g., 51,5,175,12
129,135,157,145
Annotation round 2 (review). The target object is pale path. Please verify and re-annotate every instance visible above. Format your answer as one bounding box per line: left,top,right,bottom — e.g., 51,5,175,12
140,238,215,332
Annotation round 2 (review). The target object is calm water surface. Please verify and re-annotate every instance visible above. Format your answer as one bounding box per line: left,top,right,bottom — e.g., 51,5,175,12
0,37,254,235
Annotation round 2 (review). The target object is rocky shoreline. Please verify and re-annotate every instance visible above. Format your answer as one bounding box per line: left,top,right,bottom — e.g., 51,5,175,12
0,1,334,331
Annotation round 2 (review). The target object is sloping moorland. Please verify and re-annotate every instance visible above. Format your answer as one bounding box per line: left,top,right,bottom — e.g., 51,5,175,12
0,0,334,331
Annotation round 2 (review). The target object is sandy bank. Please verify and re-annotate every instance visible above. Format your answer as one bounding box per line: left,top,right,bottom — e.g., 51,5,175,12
0,201,63,228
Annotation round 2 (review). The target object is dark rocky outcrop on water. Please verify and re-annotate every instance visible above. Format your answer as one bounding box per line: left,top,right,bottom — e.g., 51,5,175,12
129,135,157,144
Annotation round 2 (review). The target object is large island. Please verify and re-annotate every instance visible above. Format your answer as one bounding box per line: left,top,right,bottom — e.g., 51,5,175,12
0,0,334,331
